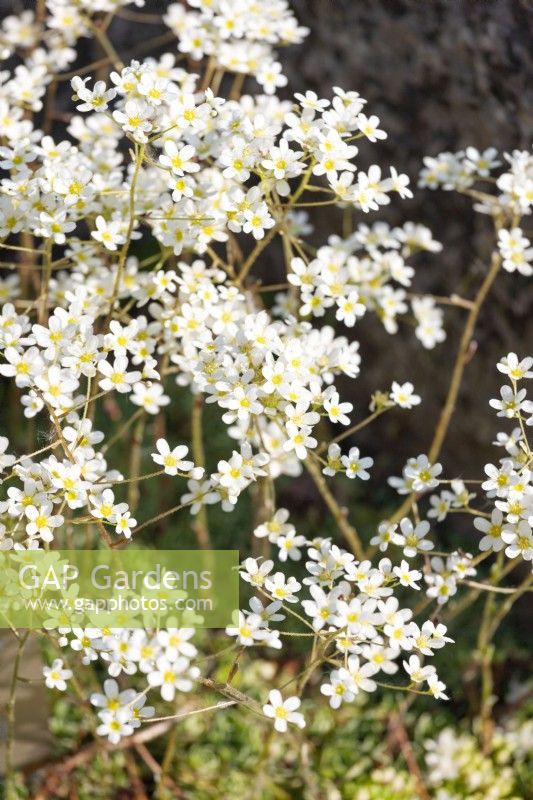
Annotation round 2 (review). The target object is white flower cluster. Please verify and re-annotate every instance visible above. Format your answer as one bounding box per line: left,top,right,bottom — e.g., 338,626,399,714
497,227,533,276
424,721,533,799
0,404,204,545
380,355,533,608
50,626,198,744
0,247,429,542
232,531,452,722
477,354,533,563
164,0,308,94
1,0,531,750
288,222,444,346
420,147,533,277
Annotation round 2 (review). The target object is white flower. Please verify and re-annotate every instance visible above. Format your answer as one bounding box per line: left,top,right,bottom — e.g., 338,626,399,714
115,511,137,538
386,167,413,199
34,366,78,409
277,532,307,562
403,654,436,684
0,437,16,473
257,61,287,95
482,460,517,497
98,356,141,393
320,669,356,709
265,572,301,603
25,503,64,542
225,611,264,646
489,385,529,418
112,99,152,140
474,509,505,552
262,689,305,732
242,203,275,240
370,521,397,552
323,442,343,477
393,560,422,589
393,518,433,558
91,215,125,251
130,382,171,414
497,352,533,381
152,438,194,476
159,141,200,176
156,628,197,661
283,423,317,460
464,146,500,176
147,656,195,701
301,584,340,630
413,621,453,655
427,674,449,700
89,489,125,523
324,389,353,425
72,77,116,112
347,655,379,693
43,658,72,691
341,447,374,480
91,678,130,712
96,709,134,745
335,292,365,327
497,228,533,276
254,509,294,543
404,455,442,492
357,113,387,142
428,492,452,521
501,520,533,561
390,381,421,409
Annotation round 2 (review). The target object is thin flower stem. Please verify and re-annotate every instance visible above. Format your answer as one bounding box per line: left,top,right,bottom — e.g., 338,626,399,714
291,200,337,207
388,710,430,800
0,242,44,253
304,454,365,559
128,414,146,513
191,394,210,549
105,143,145,320
7,439,61,470
428,248,502,463
196,675,264,716
252,282,291,293
101,407,144,453
237,161,315,286
389,245,503,525
145,700,237,724
115,499,196,541
511,377,532,456
486,572,533,643
229,72,245,100
115,8,163,23
86,17,124,70
38,239,53,323
406,292,475,310
461,579,530,594
327,407,389,449
108,469,165,485
4,631,30,800
57,388,112,418
444,555,518,622
237,223,280,286
376,681,428,696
